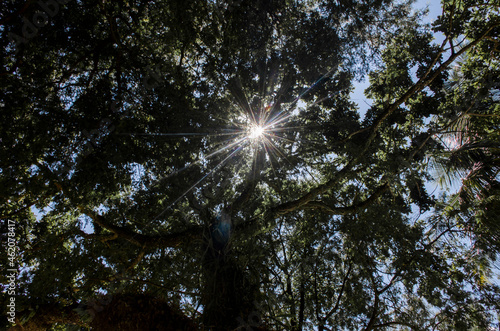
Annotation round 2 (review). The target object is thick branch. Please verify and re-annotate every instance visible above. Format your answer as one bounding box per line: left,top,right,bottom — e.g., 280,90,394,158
271,23,498,217
80,206,203,249
303,184,390,215
272,166,354,215
364,23,498,150
36,161,204,249
323,263,352,322
364,291,380,331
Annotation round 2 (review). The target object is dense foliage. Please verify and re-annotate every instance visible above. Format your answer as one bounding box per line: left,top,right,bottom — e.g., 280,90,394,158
1,0,499,330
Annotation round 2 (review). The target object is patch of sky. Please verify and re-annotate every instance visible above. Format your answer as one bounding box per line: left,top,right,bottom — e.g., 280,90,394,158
350,0,444,120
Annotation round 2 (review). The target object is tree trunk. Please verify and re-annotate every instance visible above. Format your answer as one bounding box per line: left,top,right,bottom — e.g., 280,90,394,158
201,211,258,330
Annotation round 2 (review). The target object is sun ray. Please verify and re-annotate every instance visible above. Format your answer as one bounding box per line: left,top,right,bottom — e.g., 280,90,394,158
265,88,339,128
264,131,325,148
229,77,259,126
152,143,247,221
144,136,249,195
266,125,320,131
268,112,295,127
262,134,321,185
262,68,337,128
261,135,288,161
261,138,285,179
251,145,259,181
149,69,341,222
118,131,240,138
262,132,296,145
262,142,279,178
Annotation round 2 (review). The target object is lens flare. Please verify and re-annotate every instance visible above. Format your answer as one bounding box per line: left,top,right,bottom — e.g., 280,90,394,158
249,125,264,139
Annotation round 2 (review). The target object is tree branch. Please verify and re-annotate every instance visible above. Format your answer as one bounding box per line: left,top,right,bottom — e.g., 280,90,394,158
79,206,204,249
35,161,204,249
323,263,352,321
271,22,499,218
304,183,390,215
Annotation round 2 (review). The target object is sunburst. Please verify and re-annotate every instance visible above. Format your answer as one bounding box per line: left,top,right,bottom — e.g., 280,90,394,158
135,69,337,219
248,124,265,140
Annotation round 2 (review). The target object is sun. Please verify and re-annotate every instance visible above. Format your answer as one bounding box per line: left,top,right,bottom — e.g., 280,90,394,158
248,125,265,139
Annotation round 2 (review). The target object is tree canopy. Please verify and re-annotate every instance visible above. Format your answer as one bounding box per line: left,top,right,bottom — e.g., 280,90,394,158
1,0,500,330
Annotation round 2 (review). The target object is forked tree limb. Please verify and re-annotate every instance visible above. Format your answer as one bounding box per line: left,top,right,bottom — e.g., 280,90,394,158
36,161,203,249
271,22,499,217
303,183,390,215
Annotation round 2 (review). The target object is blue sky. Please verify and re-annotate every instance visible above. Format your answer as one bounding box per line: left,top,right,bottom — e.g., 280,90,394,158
350,0,444,117
347,0,465,218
